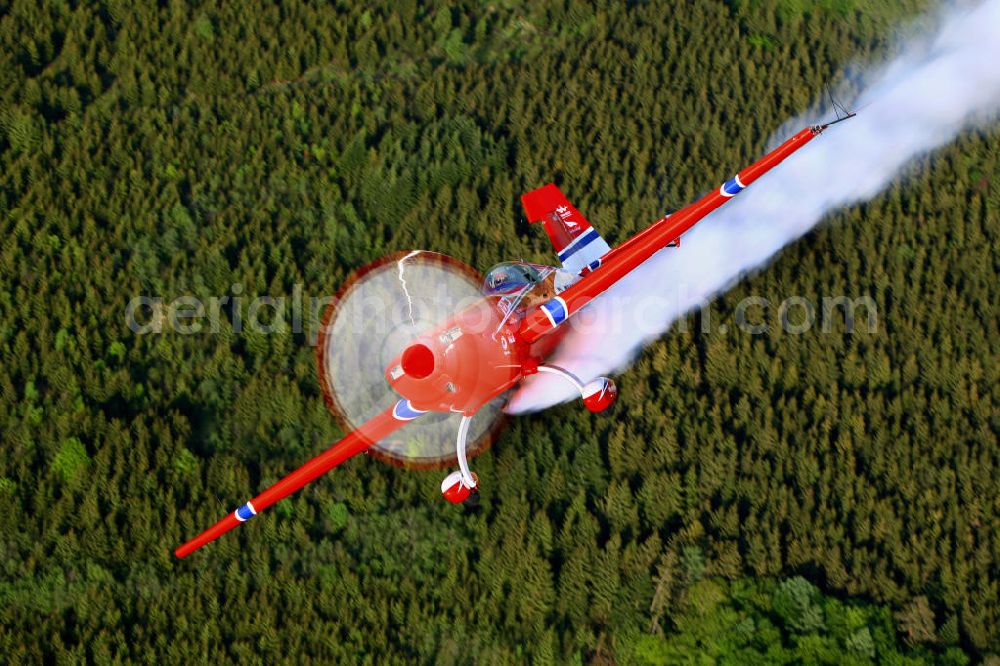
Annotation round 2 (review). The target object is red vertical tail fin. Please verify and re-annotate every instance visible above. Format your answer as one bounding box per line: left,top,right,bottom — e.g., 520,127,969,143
521,184,610,275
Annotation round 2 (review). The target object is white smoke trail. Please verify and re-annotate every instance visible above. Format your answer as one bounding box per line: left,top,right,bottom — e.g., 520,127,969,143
509,0,1000,413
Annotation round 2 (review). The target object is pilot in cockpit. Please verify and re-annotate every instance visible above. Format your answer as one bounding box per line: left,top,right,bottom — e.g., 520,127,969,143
482,262,576,312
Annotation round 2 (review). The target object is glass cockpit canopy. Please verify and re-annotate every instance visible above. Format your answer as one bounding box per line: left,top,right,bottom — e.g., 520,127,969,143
482,261,554,296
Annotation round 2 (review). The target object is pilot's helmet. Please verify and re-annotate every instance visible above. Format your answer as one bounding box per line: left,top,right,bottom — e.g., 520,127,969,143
483,262,544,295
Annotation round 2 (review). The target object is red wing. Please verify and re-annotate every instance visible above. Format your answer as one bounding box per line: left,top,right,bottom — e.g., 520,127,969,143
521,184,611,275
174,400,423,557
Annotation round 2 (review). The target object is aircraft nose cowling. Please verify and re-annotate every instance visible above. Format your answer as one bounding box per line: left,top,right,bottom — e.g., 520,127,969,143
385,335,458,410
384,297,528,414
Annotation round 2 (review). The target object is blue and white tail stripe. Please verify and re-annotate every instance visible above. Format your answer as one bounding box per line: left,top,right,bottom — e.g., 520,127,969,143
557,228,600,262
540,297,568,328
720,174,747,198
558,230,611,276
234,501,257,522
393,399,427,421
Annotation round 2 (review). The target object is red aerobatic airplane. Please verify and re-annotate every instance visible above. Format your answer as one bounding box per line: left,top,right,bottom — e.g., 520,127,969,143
175,116,852,558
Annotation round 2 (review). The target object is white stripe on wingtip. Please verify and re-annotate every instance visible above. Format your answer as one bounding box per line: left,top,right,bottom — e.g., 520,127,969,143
554,297,567,319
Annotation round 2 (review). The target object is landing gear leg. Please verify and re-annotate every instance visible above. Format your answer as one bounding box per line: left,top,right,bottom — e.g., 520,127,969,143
536,364,585,394
441,414,479,504
455,413,476,489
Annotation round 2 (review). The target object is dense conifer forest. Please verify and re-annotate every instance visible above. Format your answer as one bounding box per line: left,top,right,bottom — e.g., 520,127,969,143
1,0,998,662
